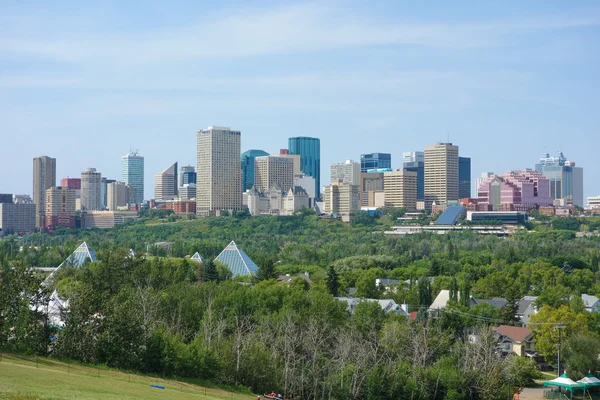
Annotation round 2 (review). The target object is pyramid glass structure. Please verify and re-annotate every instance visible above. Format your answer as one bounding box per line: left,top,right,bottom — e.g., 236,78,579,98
214,241,259,277
45,242,97,282
190,252,204,263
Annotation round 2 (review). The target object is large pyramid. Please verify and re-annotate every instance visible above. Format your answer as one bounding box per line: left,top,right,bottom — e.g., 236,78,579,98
45,242,97,282
214,241,259,278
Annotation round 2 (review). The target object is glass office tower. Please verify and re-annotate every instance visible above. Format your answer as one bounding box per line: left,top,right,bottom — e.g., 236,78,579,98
240,149,269,190
288,137,320,198
360,153,391,173
458,157,471,199
121,151,144,204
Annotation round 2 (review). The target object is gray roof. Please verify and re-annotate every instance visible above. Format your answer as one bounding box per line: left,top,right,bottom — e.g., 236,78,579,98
435,206,466,226
471,297,507,309
582,294,599,308
277,273,313,285
517,298,536,315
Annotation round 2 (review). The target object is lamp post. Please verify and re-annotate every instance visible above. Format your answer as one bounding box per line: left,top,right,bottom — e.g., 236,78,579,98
556,325,566,377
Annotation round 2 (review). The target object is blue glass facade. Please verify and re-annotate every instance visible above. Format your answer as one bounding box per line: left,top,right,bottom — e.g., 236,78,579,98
403,161,424,200
288,137,321,197
121,152,144,204
182,171,197,185
360,153,391,173
459,157,471,199
240,149,269,190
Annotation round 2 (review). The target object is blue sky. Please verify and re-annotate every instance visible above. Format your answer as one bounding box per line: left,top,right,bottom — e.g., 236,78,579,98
1,1,598,202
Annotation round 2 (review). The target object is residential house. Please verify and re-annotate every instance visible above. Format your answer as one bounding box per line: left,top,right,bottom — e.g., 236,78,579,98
336,297,409,317
516,296,538,326
470,297,507,309
581,294,600,312
277,273,313,285
493,325,536,357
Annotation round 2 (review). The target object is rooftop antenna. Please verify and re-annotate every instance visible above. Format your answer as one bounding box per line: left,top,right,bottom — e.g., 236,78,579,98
447,132,450,144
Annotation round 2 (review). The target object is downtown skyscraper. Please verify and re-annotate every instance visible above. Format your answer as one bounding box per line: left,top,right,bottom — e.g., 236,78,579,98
121,151,144,204
288,137,320,198
33,156,56,228
196,126,242,216
424,143,459,208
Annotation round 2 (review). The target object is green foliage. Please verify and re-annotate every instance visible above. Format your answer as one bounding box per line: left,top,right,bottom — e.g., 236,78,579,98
325,265,340,297
552,217,582,231
564,333,600,380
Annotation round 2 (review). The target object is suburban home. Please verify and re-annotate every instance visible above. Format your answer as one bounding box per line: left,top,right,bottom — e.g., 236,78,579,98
470,297,507,309
493,325,536,357
516,296,538,326
429,289,457,311
375,278,402,293
336,297,409,317
581,294,600,312
277,273,313,285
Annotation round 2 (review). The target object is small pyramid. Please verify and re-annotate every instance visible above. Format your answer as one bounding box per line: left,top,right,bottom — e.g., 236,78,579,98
45,242,98,283
190,252,204,263
214,241,259,277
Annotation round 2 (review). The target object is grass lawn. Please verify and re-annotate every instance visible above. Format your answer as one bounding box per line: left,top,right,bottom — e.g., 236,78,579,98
0,354,254,400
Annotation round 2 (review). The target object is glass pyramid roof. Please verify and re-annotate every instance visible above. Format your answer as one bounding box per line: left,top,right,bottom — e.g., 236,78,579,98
190,252,204,263
45,242,97,282
214,241,259,277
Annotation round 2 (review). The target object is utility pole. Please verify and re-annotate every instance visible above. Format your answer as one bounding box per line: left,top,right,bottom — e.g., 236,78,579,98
556,325,566,377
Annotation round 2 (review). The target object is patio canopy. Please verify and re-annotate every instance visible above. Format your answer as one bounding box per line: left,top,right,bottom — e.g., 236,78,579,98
543,373,585,392
577,373,600,389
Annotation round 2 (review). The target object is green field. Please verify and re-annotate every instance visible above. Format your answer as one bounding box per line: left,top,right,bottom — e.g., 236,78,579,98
0,354,253,400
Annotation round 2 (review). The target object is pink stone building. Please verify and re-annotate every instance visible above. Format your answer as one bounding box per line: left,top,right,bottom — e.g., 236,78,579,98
477,170,553,211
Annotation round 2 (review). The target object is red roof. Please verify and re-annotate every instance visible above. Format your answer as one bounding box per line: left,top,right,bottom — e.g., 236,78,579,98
409,312,417,321
493,325,532,342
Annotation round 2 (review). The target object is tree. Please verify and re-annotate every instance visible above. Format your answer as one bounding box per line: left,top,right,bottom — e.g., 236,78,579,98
355,269,382,299
326,266,340,297
203,259,219,282
459,279,470,308
502,286,520,326
256,258,277,281
564,333,600,380
449,277,458,303
418,276,432,308
570,295,586,315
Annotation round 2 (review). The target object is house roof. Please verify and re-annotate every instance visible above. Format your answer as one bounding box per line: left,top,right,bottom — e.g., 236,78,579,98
471,297,507,309
493,325,533,343
430,289,460,310
214,241,259,278
517,298,536,315
277,273,313,285
582,294,599,308
335,297,408,316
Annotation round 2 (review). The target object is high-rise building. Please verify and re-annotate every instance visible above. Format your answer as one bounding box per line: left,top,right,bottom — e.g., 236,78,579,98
254,155,294,192
360,153,391,173
403,161,424,200
240,149,269,190
535,152,584,207
459,157,472,199
45,186,76,229
60,178,81,190
383,170,418,210
33,156,56,227
330,160,361,186
80,168,102,211
155,162,178,201
0,203,36,236
276,149,301,176
294,174,316,200
0,194,12,204
288,137,320,198
424,143,459,208
322,181,360,217
196,126,242,216
179,183,196,200
477,170,553,211
360,172,385,207
100,178,116,210
476,172,495,190
121,151,144,204
402,151,424,164
179,165,196,185
107,182,130,211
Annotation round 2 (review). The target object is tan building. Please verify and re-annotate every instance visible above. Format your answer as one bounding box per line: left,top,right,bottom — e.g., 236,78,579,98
330,160,360,185
45,186,76,229
360,172,385,207
33,156,56,227
322,181,360,217
196,126,242,216
107,182,130,211
154,162,178,201
80,168,102,211
254,156,294,192
276,151,301,176
424,143,459,209
0,203,36,236
82,211,138,229
384,170,417,210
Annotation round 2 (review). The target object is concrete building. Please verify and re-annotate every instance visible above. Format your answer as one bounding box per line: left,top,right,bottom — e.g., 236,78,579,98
254,155,294,192
360,153,391,173
276,149,301,176
179,183,196,200
165,199,196,214
535,152,584,207
107,182,130,211
121,151,144,204
82,211,138,229
330,160,360,185
360,172,385,207
0,202,36,236
459,157,471,199
322,181,360,217
424,143,459,208
403,161,424,200
240,149,269,191
476,172,495,189
477,170,553,211
288,137,320,198
294,174,316,200
60,178,81,191
196,126,242,216
384,169,418,210
154,162,178,201
33,156,56,228
80,168,102,211
402,151,424,164
45,186,76,229
100,178,116,210
179,165,196,185
14,195,33,204
247,185,309,216
586,196,600,211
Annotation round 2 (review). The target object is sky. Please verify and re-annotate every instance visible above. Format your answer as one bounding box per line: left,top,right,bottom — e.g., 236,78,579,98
1,0,598,202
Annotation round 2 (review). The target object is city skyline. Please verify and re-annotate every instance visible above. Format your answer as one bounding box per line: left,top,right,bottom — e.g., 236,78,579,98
1,1,599,201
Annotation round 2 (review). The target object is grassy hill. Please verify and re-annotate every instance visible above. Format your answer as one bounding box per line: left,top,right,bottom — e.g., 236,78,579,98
0,354,253,400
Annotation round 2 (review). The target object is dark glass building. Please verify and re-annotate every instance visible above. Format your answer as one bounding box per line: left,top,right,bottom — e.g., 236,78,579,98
182,171,197,185
360,153,391,173
403,161,424,200
240,149,269,190
288,137,321,198
459,157,471,199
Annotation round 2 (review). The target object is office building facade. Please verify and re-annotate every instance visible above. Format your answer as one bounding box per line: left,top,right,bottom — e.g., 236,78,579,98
33,156,56,227
121,151,144,204
240,149,269,190
402,151,424,164
254,155,294,192
276,149,301,176
459,157,472,199
196,126,242,216
80,168,102,211
107,182,131,211
424,143,459,208
155,162,178,201
322,181,360,216
360,172,384,207
384,170,418,210
45,186,76,229
179,165,196,185
0,203,36,236
360,153,391,173
288,137,320,198
0,194,12,204
294,174,316,200
535,152,584,207
477,170,553,211
330,160,361,186
403,161,424,200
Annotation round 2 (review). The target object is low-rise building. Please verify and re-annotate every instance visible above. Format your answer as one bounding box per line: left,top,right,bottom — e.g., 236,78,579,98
336,297,409,316
0,202,36,236
81,211,138,229
165,199,196,214
246,185,309,216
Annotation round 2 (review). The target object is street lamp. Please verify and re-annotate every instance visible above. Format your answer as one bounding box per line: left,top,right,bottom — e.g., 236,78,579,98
556,325,566,377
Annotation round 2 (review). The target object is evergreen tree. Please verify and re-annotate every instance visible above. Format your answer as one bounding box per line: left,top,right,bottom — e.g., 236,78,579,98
418,277,432,308
502,286,520,325
325,265,340,297
449,277,459,303
256,258,277,281
203,259,219,282
460,279,470,308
